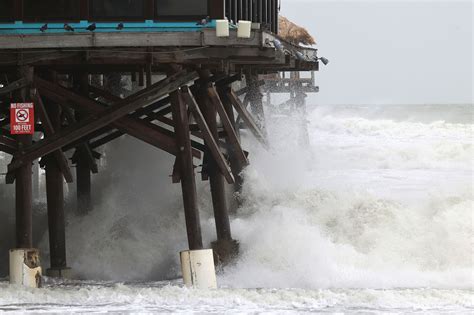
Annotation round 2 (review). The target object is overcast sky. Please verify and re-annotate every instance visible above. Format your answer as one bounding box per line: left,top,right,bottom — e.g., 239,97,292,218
282,0,473,105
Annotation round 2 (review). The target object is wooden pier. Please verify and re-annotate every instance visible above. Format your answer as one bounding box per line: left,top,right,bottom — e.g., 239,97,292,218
0,0,320,284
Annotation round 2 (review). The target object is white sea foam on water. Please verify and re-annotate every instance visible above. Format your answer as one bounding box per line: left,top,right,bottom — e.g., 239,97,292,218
220,105,473,290
0,104,473,313
0,281,472,314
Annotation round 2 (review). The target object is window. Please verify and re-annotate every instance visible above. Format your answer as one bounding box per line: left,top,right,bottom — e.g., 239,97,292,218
0,0,15,21
90,0,145,19
155,0,208,18
23,0,80,21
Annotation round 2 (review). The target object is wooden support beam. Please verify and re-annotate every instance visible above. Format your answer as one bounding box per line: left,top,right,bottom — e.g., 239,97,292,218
36,75,201,158
181,86,234,184
207,86,249,168
62,107,99,174
44,99,68,271
247,74,267,131
5,158,16,184
88,130,123,149
146,63,152,88
227,90,268,147
170,89,203,250
0,78,28,96
15,135,33,248
219,86,245,197
0,144,15,155
63,97,168,153
9,72,199,172
90,116,207,153
215,74,243,87
32,90,74,183
88,102,180,150
201,84,233,243
89,84,171,120
88,84,122,102
0,135,17,154
15,67,33,249
75,72,94,215
171,157,181,184
138,67,145,87
76,155,92,215
235,80,265,96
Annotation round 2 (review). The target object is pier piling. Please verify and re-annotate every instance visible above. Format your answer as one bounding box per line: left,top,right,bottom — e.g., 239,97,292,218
75,73,93,215
171,88,203,251
43,90,69,277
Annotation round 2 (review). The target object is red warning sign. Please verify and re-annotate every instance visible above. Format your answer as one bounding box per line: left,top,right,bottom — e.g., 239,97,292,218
10,103,35,135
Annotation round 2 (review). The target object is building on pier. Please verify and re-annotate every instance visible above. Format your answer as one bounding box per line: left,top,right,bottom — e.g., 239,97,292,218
0,0,320,288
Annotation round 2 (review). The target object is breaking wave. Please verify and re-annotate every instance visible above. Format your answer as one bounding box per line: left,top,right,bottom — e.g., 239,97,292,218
6,103,471,290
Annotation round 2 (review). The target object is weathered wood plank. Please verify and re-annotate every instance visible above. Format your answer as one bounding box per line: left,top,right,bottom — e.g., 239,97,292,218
0,135,17,151
36,75,201,158
0,29,263,50
61,106,99,174
182,86,234,184
170,89,203,250
235,80,265,96
227,89,268,147
207,86,249,167
8,71,199,172
0,144,15,155
0,78,28,96
33,90,74,183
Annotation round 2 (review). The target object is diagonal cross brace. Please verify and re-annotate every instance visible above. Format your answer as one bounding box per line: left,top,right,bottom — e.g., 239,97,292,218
0,144,15,155
35,75,201,159
181,86,234,184
0,78,29,96
207,86,249,168
0,135,17,154
61,107,99,174
8,71,199,173
227,90,268,148
32,89,74,183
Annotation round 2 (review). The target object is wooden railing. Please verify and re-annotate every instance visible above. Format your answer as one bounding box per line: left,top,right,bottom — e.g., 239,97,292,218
225,0,279,34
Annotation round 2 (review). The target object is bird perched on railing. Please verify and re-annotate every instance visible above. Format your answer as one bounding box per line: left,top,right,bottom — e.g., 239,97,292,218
196,16,211,26
63,23,74,32
116,23,124,30
39,24,48,33
86,23,96,32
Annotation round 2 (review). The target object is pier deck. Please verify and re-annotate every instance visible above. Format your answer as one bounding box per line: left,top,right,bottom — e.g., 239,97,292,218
0,29,318,72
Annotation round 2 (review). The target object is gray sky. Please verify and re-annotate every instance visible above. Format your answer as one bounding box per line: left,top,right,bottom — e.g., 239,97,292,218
282,0,473,105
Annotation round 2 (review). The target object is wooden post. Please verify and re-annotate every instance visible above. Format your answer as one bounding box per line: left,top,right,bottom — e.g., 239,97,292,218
197,72,238,264
15,67,33,249
44,84,68,273
219,86,245,201
15,134,33,248
75,73,92,215
293,72,310,146
45,155,67,271
198,81,232,242
170,89,203,250
247,73,266,132
146,64,152,88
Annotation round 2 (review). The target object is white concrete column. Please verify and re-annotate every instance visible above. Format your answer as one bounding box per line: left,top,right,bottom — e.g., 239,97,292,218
180,249,217,289
9,248,42,288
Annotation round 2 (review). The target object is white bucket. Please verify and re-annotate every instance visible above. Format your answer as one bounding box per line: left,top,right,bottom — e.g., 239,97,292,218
216,20,230,37
237,20,252,38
